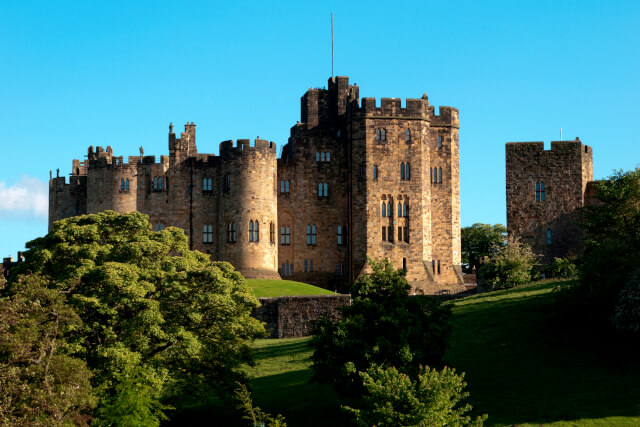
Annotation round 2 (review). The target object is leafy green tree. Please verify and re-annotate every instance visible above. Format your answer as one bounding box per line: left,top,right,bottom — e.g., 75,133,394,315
478,236,539,291
343,364,486,427
2,211,264,423
576,168,640,316
547,254,578,279
311,258,452,398
235,383,287,427
0,274,96,425
461,223,507,273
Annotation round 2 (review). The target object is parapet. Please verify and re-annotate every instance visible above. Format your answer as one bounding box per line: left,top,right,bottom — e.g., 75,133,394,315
219,138,277,158
506,138,589,154
355,95,455,123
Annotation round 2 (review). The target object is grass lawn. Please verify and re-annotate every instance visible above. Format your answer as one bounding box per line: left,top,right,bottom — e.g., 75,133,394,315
174,280,640,426
247,279,337,298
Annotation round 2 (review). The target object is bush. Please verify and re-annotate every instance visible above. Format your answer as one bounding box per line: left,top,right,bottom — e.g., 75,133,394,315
343,364,486,426
479,236,539,291
547,255,578,279
311,258,452,398
613,269,640,335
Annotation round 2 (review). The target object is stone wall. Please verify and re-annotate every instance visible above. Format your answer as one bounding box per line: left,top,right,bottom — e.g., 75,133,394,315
253,295,351,338
506,139,593,263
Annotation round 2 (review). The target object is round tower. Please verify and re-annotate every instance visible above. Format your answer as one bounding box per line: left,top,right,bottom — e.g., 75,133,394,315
218,138,279,279
86,147,138,214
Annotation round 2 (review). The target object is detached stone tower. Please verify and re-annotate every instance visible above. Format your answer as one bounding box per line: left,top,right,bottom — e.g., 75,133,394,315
505,138,593,263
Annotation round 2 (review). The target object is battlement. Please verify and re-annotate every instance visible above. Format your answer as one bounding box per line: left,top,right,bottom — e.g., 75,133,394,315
506,138,590,154
219,138,277,158
354,96,458,127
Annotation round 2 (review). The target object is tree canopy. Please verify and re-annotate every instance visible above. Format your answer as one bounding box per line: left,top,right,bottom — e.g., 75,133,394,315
1,211,264,424
461,223,507,273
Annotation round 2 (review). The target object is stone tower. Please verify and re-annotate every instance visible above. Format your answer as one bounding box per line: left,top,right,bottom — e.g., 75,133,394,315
505,138,593,263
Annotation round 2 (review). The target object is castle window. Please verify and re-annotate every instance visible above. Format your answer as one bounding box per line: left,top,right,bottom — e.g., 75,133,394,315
203,225,213,243
227,221,236,243
337,225,343,245
404,226,409,242
432,168,437,183
437,135,443,148
326,152,330,162
224,173,231,192
310,258,314,272
125,179,129,190
280,226,291,245
432,260,436,274
203,178,212,192
254,220,259,242
321,152,326,162
120,179,125,190
406,128,411,142
438,168,442,184
397,202,402,217
360,164,365,177
387,201,392,217
153,177,157,190
536,181,546,202
398,226,402,241
280,180,290,194
306,224,317,246
381,202,386,217
403,202,408,217
249,220,254,242
437,260,441,275
376,129,381,141
304,259,308,272
403,258,407,271
157,177,163,190
165,177,169,190
382,227,386,241
282,263,285,275
270,222,275,244
373,165,378,179
547,229,552,246
316,152,320,162
387,226,393,242
381,129,386,141
318,182,328,197
154,223,164,232
400,163,405,180
406,163,411,180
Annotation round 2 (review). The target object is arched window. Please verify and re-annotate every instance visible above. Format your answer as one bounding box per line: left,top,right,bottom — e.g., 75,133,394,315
400,163,405,180
433,168,438,183
326,152,331,162
321,152,326,162
397,202,402,217
382,202,386,217
337,225,343,245
381,129,386,141
387,201,392,217
120,179,125,190
158,177,163,190
285,181,290,193
254,220,259,242
438,167,442,183
547,229,552,245
318,183,322,196
282,263,286,275
406,128,411,141
376,129,381,141
125,178,129,190
406,163,411,180
323,183,328,197
315,152,320,162
153,177,157,190
280,180,285,193
249,220,254,242
403,202,408,217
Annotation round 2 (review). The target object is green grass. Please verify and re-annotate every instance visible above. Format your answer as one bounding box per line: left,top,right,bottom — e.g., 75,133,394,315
247,279,337,298
174,280,640,426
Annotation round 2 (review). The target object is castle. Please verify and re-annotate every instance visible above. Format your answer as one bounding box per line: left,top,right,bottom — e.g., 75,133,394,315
49,76,464,293
505,138,594,264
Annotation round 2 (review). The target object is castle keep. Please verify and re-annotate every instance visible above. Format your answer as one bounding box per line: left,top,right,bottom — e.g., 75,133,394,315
50,76,464,293
505,139,593,263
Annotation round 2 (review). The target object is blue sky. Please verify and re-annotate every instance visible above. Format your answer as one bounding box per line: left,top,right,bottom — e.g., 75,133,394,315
1,0,639,258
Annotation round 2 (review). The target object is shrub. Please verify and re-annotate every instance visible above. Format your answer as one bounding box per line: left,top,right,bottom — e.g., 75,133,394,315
343,364,486,426
547,255,578,279
479,236,539,291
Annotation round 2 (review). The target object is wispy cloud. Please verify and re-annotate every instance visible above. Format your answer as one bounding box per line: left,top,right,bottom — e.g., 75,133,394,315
0,176,48,220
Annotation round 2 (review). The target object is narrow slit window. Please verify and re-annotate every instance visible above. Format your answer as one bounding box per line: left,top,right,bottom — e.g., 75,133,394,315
254,220,259,242
337,225,343,245
249,220,254,242
403,203,408,217
406,163,411,180
373,165,378,179
316,152,320,162
547,229,552,245
387,201,392,217
400,163,405,180
125,178,129,190
382,226,386,241
438,167,442,183
406,128,411,141
397,202,402,217
382,202,386,217
120,179,125,190
321,152,326,162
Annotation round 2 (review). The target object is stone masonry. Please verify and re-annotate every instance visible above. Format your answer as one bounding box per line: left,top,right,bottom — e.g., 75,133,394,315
49,76,464,293
505,138,593,264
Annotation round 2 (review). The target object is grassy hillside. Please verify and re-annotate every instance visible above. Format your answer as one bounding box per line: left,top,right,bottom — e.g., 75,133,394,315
175,280,640,426
247,279,336,298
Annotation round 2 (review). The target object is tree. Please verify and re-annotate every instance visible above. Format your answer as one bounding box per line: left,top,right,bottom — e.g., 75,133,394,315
311,258,452,398
461,224,507,273
343,364,486,427
478,236,539,291
2,211,264,423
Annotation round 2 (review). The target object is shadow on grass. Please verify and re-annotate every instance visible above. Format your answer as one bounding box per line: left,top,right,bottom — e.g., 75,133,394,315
446,280,640,426
252,339,313,363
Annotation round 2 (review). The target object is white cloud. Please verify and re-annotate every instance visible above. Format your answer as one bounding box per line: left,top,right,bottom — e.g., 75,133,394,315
0,175,48,219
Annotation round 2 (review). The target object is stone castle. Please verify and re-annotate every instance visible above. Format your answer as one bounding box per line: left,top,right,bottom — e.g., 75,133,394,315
49,76,464,293
505,138,594,264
